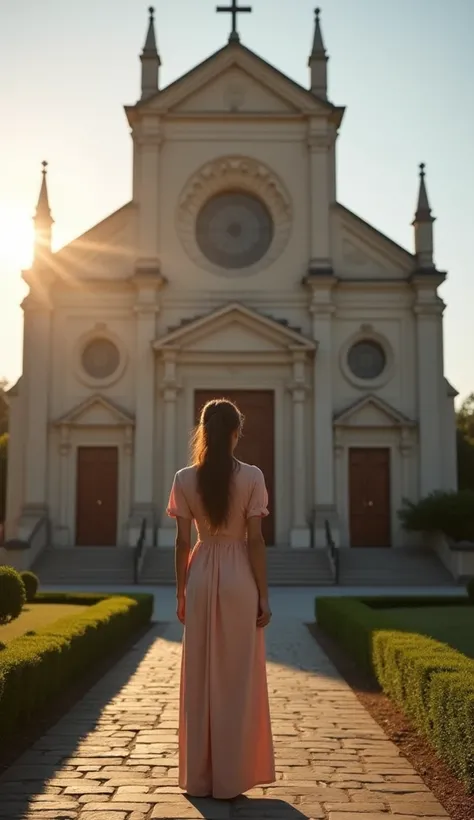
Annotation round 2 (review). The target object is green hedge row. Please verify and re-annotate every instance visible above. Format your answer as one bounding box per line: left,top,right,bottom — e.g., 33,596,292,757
316,597,474,791
0,592,153,738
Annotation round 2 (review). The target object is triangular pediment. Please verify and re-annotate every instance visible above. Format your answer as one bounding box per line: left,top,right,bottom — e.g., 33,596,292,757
153,303,316,354
127,44,343,125
335,204,414,280
53,395,135,428
334,395,415,428
172,65,298,115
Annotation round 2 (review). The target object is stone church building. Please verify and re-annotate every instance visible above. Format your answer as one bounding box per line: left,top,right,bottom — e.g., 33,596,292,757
6,7,457,556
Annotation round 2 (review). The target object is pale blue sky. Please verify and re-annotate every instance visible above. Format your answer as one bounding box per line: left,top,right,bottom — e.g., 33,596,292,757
0,0,472,402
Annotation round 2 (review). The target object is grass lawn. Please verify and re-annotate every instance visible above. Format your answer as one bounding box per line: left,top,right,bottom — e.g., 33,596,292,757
0,603,89,645
383,605,474,659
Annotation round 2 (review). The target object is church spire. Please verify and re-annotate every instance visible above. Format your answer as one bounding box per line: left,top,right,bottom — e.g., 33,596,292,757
413,163,435,270
141,6,161,100
34,161,54,263
308,8,328,99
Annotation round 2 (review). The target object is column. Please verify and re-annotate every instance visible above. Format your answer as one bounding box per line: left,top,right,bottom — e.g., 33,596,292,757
414,299,444,496
135,118,162,271
157,350,180,548
129,275,162,546
20,300,52,535
399,434,413,546
289,356,311,546
57,428,71,546
307,283,340,547
123,426,134,546
308,124,332,270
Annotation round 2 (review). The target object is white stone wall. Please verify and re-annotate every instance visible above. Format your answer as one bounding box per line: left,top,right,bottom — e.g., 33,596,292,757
6,45,457,550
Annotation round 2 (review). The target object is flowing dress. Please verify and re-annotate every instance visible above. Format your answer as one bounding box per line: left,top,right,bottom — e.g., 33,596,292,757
167,460,275,799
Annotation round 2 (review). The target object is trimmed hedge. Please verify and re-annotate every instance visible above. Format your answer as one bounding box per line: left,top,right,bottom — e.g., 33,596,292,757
316,596,474,791
0,592,153,738
20,570,39,602
373,630,474,789
316,596,392,673
0,566,26,624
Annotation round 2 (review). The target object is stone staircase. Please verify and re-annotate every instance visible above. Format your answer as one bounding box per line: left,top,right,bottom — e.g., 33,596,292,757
33,547,135,586
140,547,334,586
32,545,457,588
336,547,457,586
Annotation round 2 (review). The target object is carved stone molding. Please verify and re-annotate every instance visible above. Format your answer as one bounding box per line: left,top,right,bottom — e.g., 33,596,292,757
176,156,293,277
124,425,134,456
307,133,333,151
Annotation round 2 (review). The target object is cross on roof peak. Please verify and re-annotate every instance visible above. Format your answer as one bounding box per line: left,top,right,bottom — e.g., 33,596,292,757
216,0,252,43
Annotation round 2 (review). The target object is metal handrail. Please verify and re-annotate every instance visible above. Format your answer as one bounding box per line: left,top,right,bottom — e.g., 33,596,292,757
325,518,339,585
133,518,147,584
3,514,50,551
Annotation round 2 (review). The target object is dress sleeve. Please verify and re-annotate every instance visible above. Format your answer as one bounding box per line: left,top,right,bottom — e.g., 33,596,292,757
167,472,193,520
247,467,269,519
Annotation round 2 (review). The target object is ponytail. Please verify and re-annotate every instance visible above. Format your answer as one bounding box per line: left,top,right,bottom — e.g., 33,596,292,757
191,399,243,530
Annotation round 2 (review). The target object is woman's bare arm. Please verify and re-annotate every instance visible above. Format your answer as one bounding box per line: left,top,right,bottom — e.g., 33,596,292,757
175,517,191,600
247,516,269,601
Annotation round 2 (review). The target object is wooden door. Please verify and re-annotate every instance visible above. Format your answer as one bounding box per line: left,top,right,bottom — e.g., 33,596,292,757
194,390,275,545
76,447,118,546
349,448,391,547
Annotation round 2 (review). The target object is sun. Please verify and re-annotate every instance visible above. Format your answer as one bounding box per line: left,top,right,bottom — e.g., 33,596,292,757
0,203,35,273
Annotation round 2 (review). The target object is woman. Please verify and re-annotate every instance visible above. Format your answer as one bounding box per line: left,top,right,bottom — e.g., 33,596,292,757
167,398,275,800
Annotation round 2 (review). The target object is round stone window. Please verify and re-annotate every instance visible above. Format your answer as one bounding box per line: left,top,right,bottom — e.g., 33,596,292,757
196,191,274,269
81,338,120,381
347,340,386,381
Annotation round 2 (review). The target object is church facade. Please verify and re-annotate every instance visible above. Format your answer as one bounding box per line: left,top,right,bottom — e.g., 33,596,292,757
6,7,457,552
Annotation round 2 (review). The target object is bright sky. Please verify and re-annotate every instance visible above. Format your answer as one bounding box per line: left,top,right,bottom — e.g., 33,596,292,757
0,0,472,403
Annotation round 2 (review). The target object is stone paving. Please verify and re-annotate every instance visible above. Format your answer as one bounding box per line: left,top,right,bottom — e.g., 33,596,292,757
0,618,453,820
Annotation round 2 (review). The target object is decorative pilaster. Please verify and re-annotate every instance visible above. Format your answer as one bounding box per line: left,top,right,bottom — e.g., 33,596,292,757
18,162,56,536
158,349,181,548
21,299,52,520
134,119,162,272
305,273,339,546
414,297,445,496
308,123,334,273
289,351,311,548
129,272,163,546
57,431,71,546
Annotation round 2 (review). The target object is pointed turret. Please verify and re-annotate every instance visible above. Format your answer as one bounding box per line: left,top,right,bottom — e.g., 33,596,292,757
309,8,328,99
33,161,54,263
413,163,435,270
141,6,161,100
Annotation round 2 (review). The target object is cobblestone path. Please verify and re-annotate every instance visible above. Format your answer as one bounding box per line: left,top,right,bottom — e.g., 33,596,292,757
0,619,452,820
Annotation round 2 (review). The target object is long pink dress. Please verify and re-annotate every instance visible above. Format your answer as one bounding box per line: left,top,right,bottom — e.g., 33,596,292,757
167,460,275,799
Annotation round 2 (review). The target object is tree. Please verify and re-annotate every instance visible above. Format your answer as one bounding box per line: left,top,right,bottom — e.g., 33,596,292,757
457,393,474,491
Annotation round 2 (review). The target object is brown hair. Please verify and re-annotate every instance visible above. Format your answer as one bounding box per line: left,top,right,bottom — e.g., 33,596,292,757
191,398,243,530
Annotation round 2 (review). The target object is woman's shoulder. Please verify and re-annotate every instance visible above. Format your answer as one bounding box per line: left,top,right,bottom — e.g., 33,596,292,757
235,461,264,481
175,465,197,483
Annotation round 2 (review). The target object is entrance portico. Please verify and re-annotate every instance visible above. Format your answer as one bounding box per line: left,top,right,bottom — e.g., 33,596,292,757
152,303,316,548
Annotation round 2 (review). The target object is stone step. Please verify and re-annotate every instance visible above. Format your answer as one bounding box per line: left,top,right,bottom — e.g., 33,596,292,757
33,547,135,586
336,547,456,586
140,548,334,586
31,545,457,588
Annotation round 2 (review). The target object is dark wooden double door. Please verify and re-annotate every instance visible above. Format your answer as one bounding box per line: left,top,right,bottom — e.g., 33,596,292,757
76,447,118,546
194,390,275,545
349,448,391,547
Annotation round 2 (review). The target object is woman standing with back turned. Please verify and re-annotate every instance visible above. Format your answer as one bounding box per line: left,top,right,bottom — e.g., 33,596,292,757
167,398,275,800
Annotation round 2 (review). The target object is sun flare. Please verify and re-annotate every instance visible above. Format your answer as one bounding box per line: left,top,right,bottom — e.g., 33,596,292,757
0,203,35,273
